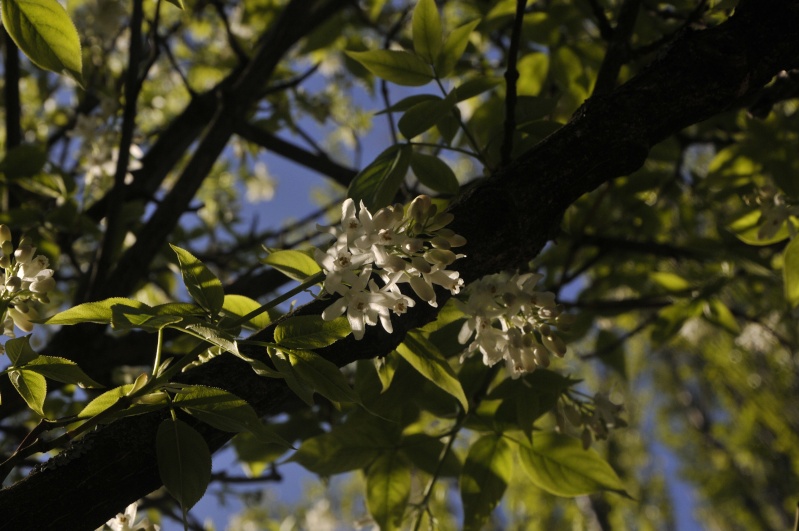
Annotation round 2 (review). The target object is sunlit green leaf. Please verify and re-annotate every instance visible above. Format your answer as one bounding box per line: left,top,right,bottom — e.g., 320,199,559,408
345,50,433,86
728,209,794,246
25,356,103,388
222,294,273,330
165,0,184,8
40,298,146,325
175,385,291,447
261,249,322,281
519,431,629,497
396,332,468,411
9,369,46,416
453,77,503,102
283,348,360,405
460,433,512,531
274,315,350,349
412,0,442,64
366,450,411,531
170,244,224,315
784,236,799,308
291,426,382,475
156,418,212,510
4,335,39,366
1,0,83,82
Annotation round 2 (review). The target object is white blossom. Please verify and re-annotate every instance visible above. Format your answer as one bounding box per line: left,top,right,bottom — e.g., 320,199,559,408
100,501,159,531
457,271,570,377
315,196,466,340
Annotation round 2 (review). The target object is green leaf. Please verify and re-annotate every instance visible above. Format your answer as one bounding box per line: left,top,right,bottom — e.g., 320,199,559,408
5,335,39,366
453,77,503,102
398,95,456,139
366,450,411,531
25,356,103,388
156,418,212,510
9,369,46,416
728,210,794,246
650,271,692,292
274,315,350,349
165,0,184,8
460,434,513,531
111,304,185,332
182,323,240,355
348,144,412,211
399,433,461,476
412,0,442,63
222,294,273,330
174,385,291,447
395,332,468,411
410,152,459,194
704,299,740,334
435,19,480,77
170,244,224,315
40,297,146,325
290,424,385,475
284,348,360,405
377,94,440,115
0,143,47,179
518,431,629,497
1,0,83,82
784,236,799,308
345,50,434,86
261,249,322,281
269,349,315,406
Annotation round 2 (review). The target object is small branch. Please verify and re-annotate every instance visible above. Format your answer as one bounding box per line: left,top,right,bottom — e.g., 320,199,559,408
234,120,357,187
585,0,614,41
89,0,146,299
500,0,528,167
592,0,642,96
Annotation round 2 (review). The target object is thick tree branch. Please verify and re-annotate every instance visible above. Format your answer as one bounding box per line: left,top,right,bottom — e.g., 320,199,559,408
2,1,798,528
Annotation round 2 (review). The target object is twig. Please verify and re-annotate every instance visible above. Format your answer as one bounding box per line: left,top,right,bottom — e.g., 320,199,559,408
500,0,528,167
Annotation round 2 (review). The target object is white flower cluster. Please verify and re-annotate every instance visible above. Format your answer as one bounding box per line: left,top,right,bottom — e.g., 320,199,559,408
316,195,466,340
457,271,573,378
98,501,159,531
0,225,56,338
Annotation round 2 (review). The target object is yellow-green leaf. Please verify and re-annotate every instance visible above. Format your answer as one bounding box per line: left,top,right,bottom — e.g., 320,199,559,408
519,431,629,497
222,294,273,330
170,244,224,315
435,19,480,77
395,332,468,411
783,236,799,308
261,249,322,281
9,369,46,416
460,434,512,531
345,49,433,86
40,297,146,325
1,0,83,83
366,451,411,531
412,0,442,64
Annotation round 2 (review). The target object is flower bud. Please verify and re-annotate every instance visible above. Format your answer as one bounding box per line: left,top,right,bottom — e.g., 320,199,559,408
423,249,457,266
401,238,424,254
5,276,21,292
14,243,35,265
542,333,567,357
0,225,11,244
8,306,36,333
430,236,451,250
408,195,432,223
427,212,454,232
409,275,436,303
411,256,432,274
1,241,13,258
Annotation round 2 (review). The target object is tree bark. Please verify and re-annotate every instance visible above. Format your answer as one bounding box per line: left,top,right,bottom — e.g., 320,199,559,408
1,1,798,528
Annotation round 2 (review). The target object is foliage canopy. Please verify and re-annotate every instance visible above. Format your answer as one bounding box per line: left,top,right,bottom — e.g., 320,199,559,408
0,0,798,529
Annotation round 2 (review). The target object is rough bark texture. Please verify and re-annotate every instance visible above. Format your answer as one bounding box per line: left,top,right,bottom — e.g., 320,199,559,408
2,1,799,528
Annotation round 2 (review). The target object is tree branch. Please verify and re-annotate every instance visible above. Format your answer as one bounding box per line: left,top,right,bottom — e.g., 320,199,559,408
2,1,799,527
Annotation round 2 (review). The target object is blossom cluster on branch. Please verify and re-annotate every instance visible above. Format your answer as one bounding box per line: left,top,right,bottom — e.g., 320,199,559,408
457,271,573,377
0,225,56,339
315,195,466,339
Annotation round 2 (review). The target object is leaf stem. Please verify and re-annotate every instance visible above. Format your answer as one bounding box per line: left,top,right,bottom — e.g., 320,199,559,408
230,272,325,328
